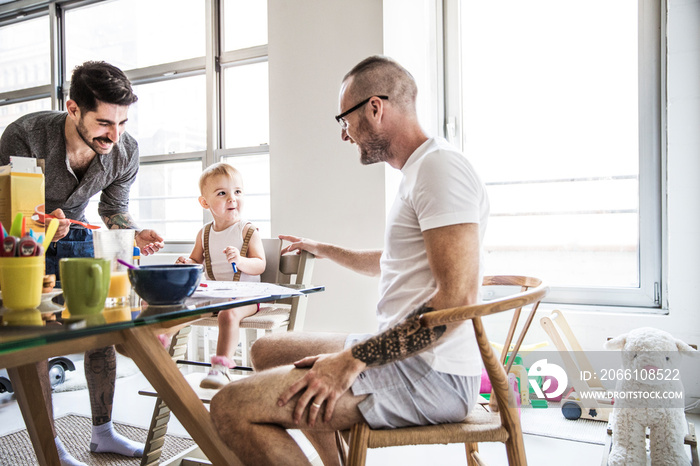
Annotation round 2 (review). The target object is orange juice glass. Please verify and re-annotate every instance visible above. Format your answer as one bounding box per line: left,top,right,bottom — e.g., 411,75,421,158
108,270,131,298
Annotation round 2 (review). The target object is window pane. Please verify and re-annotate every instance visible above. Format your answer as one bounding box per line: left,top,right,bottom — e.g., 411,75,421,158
84,161,202,241
223,0,267,51
0,16,50,93
65,0,205,71
224,62,269,148
129,76,207,156
222,154,270,238
0,99,51,137
131,161,203,242
461,0,639,288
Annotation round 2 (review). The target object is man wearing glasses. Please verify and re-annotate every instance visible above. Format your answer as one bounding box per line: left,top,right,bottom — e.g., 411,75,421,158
211,56,489,466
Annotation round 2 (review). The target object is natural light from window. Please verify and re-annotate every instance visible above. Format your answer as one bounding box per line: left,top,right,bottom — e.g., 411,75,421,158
461,0,639,289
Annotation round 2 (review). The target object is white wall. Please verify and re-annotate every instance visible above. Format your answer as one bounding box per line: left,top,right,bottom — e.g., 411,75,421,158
268,0,385,334
268,0,700,400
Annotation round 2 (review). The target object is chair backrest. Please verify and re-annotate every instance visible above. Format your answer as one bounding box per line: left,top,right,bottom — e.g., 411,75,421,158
259,238,315,285
260,238,282,283
419,276,547,428
259,238,315,331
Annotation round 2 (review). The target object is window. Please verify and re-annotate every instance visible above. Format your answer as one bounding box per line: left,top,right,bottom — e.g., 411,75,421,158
0,14,52,134
0,98,51,136
444,0,663,307
130,161,203,241
223,0,267,51
0,15,50,94
129,76,208,156
64,0,205,71
0,0,270,246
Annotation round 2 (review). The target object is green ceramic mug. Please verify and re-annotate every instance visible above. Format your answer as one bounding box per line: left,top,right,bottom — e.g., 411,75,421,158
59,258,111,316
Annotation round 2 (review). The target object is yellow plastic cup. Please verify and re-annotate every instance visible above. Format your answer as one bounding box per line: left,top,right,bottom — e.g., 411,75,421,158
0,256,44,311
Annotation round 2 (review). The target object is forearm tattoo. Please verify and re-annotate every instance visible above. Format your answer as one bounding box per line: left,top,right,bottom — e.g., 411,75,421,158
351,304,446,367
103,212,139,230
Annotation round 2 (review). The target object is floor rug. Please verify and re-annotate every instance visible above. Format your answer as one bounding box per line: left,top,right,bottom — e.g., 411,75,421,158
0,413,196,465
520,402,608,445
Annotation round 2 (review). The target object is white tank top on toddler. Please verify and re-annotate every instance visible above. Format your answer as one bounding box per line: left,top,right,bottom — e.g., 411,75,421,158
203,220,260,282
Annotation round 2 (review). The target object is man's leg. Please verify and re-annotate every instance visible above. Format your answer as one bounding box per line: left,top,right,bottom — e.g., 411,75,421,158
251,331,349,370
211,364,366,466
84,346,144,457
249,332,351,464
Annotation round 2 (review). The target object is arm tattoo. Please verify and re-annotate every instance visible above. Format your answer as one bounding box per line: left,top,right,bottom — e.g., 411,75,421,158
103,212,139,230
351,304,446,367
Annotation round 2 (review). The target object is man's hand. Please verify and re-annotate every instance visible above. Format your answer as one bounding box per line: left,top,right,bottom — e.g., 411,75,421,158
279,234,381,276
47,208,71,241
279,234,325,258
135,229,164,256
277,350,366,427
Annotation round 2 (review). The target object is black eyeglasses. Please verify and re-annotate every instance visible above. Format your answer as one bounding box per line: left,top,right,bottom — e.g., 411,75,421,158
334,95,389,130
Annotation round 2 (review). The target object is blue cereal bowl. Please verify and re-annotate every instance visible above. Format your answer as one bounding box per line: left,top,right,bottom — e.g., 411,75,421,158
128,264,203,305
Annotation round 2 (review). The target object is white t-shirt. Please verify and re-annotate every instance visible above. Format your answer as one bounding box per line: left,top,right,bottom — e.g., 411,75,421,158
377,137,489,376
202,220,260,283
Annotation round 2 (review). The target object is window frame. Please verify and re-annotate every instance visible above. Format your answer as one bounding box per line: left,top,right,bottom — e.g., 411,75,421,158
0,0,271,249
441,0,666,309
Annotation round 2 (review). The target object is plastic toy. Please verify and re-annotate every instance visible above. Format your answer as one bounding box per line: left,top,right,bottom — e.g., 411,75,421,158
481,341,550,408
540,310,613,422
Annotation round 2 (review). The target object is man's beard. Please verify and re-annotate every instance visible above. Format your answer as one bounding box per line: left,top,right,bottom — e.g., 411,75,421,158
76,117,115,155
357,115,392,165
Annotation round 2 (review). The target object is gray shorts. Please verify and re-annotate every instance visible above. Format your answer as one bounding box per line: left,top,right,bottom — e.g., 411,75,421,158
345,334,480,429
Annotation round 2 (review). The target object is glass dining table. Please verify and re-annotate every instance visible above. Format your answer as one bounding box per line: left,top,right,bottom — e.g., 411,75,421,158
0,284,323,466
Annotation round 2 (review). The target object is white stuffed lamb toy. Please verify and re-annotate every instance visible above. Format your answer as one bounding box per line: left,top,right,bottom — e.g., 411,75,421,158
604,327,697,466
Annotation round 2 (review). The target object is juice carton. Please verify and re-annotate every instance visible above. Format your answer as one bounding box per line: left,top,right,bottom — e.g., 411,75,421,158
0,157,45,233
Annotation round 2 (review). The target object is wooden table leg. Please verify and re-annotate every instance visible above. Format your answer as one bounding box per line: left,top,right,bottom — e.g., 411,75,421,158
120,326,242,466
7,363,61,466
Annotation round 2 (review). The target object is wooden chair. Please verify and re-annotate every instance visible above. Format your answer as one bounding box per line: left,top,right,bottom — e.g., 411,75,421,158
335,275,548,466
139,238,315,466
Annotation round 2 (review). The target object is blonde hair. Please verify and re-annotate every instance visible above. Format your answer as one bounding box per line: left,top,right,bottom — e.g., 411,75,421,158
199,162,242,193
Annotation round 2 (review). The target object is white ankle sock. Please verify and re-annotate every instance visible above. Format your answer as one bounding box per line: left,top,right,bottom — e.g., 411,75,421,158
89,421,144,457
55,436,88,466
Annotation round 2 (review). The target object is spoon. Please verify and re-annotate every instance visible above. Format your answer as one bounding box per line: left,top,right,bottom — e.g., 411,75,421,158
117,258,139,270
43,214,101,230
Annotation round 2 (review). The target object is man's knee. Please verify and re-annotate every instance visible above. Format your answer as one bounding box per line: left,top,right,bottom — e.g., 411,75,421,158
250,335,277,371
211,383,248,432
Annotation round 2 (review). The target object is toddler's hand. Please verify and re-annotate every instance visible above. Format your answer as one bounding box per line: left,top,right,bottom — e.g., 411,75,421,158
224,246,241,264
176,256,193,264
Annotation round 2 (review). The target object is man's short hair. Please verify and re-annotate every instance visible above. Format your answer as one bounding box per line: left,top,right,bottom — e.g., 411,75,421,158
343,55,418,111
199,162,242,193
69,61,138,112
